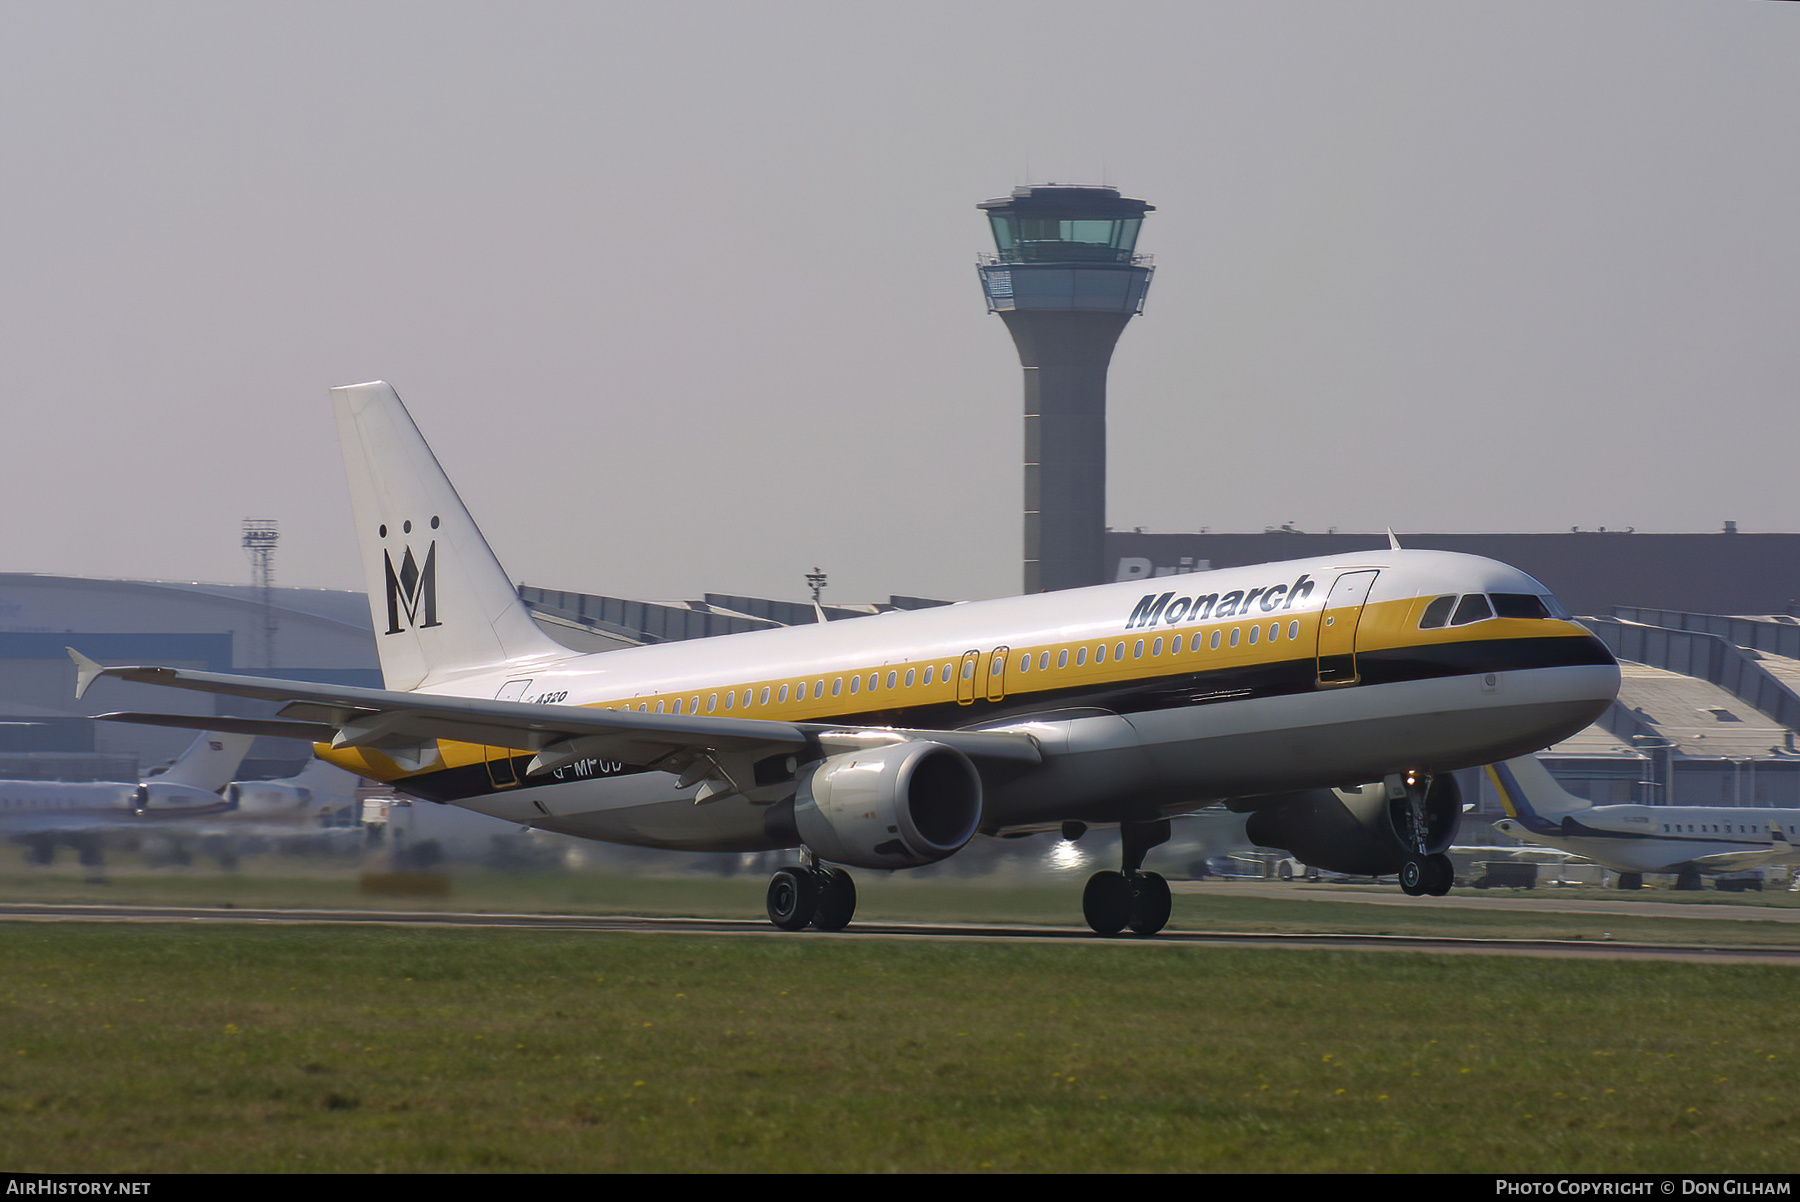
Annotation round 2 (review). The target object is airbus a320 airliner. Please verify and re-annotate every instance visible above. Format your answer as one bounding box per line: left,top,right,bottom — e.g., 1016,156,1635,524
75,382,1620,934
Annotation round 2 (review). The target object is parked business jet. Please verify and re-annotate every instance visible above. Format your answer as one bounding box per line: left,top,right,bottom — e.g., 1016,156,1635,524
222,757,359,822
1487,755,1800,890
0,730,252,865
74,382,1619,933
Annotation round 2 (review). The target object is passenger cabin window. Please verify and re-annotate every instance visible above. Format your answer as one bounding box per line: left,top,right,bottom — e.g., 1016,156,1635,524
1491,593,1552,620
1451,594,1495,626
1419,595,1457,629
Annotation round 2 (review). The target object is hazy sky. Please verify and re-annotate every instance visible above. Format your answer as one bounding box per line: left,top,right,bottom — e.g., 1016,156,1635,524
2,2,1795,606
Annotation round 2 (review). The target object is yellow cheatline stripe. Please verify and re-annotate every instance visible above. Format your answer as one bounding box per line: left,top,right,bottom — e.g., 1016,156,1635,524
323,601,1592,784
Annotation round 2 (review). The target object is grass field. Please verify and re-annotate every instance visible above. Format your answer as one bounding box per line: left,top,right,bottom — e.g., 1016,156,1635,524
0,923,1796,1172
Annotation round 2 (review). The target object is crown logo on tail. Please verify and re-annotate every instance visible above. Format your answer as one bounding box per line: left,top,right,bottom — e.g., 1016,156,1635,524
382,521,443,634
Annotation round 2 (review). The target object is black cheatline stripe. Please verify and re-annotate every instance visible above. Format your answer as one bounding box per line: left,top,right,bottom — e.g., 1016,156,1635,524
392,634,1612,805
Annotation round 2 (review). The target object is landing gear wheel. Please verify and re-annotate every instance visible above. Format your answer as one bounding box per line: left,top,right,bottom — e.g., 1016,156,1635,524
1400,857,1427,896
1083,871,1133,935
766,867,819,931
1617,872,1643,891
1128,871,1172,936
1424,853,1454,896
811,868,857,931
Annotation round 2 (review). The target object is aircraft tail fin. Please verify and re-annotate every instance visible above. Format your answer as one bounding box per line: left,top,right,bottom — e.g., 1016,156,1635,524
332,381,570,691
152,731,255,792
1485,755,1591,831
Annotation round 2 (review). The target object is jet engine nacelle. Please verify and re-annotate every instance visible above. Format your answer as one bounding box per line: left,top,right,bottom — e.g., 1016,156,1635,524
789,741,982,870
1244,775,1461,876
133,781,226,816
224,782,315,816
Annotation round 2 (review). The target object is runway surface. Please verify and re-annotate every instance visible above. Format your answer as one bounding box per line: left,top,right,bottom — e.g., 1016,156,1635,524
2,901,1797,964
1173,879,1800,923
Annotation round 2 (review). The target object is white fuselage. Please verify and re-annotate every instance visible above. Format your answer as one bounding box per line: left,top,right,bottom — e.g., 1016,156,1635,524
348,548,1619,854
1494,804,1800,875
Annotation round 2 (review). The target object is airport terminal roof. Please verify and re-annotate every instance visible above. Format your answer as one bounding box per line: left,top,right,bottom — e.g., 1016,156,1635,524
1613,662,1795,759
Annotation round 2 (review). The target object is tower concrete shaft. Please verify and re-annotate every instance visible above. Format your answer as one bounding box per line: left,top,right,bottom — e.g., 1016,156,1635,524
977,185,1154,593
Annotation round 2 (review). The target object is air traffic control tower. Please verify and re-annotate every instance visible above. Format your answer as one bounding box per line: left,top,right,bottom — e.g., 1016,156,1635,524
978,185,1154,593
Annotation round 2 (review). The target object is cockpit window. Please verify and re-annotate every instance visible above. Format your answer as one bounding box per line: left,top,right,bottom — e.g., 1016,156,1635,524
1419,596,1456,629
1450,593,1494,626
1491,593,1551,620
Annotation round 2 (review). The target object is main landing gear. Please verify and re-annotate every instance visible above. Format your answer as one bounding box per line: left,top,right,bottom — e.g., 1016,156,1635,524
1081,819,1174,936
765,860,857,932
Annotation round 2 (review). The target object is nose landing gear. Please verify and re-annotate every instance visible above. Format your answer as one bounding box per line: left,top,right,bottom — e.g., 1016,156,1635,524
1392,770,1455,897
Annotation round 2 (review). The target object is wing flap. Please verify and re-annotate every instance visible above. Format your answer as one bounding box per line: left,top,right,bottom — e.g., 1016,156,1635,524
98,713,338,742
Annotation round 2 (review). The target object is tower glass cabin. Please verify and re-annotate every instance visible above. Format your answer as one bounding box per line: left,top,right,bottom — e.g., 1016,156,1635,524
978,186,1154,593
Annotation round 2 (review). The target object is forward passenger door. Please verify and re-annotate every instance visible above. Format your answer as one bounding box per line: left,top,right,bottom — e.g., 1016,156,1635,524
1315,571,1379,686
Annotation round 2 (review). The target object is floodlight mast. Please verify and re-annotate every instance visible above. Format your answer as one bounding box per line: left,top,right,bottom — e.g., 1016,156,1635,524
977,185,1154,593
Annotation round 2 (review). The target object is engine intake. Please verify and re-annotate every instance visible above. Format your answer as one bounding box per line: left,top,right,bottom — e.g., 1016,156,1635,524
1244,774,1461,876
789,741,982,870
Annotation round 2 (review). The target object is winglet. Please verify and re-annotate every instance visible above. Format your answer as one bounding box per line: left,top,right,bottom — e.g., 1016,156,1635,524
1387,527,1402,551
67,647,105,699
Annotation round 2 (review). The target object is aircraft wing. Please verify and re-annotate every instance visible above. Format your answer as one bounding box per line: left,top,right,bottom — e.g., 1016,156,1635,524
1684,845,1800,874
75,652,1040,791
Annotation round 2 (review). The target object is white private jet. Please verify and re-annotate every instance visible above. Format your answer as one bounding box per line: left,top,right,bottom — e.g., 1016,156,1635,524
223,757,360,823
1487,755,1800,889
75,382,1620,933
0,730,252,865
